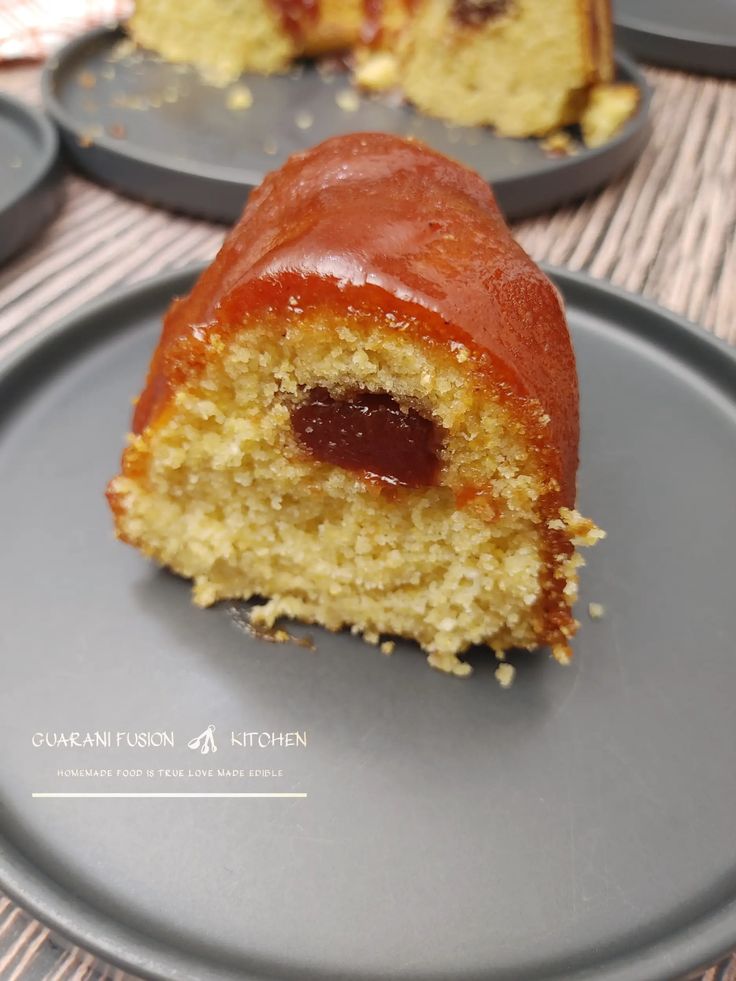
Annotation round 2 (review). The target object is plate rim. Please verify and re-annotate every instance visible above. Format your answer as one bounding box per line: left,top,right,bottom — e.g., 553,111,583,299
615,6,736,48
1,263,735,981
0,92,63,265
614,2,736,76
39,25,653,221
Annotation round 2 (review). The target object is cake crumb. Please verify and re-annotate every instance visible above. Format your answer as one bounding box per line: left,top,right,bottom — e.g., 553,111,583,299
263,137,279,156
111,93,148,110
108,38,136,62
581,82,640,148
364,630,379,645
226,84,253,111
354,52,399,91
107,123,127,140
77,127,102,148
77,70,96,89
552,644,572,666
427,651,473,677
540,130,579,157
495,662,516,688
200,64,237,88
560,508,606,546
294,109,314,130
336,89,360,112
588,602,606,619
380,640,395,655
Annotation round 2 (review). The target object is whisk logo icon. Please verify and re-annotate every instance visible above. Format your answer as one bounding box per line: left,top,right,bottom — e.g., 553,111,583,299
187,724,218,755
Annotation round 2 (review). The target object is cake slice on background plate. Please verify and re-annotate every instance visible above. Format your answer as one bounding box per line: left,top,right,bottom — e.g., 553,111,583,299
128,0,366,81
127,0,635,143
107,133,603,676
355,0,614,137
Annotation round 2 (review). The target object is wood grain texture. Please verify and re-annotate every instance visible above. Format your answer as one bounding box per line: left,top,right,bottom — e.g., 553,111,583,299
0,57,734,981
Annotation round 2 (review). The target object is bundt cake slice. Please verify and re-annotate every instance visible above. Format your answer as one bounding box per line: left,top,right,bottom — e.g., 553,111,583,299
107,133,603,674
357,0,615,136
128,0,367,81
128,0,620,139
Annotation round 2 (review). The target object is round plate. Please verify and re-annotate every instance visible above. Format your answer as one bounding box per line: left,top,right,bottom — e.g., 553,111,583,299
614,0,736,76
2,266,736,981
0,93,63,266
41,26,651,222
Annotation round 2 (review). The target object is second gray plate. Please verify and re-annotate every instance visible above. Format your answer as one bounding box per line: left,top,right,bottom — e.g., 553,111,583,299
1,266,736,981
614,0,736,76
0,93,62,266
42,26,651,222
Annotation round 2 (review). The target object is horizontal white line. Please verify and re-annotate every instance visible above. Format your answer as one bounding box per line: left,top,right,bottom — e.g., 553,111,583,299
32,792,308,799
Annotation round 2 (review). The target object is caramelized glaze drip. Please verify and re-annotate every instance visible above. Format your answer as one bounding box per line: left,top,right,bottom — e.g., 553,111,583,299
452,0,512,27
269,0,319,38
291,388,441,487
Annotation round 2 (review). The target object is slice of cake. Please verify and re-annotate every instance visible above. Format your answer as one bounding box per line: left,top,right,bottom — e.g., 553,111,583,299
356,0,614,137
127,0,622,141
107,133,603,674
127,1,366,81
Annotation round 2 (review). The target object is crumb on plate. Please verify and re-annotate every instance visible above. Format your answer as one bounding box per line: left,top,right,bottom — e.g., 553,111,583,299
295,109,314,130
540,129,579,157
495,662,516,688
226,84,253,111
335,88,360,112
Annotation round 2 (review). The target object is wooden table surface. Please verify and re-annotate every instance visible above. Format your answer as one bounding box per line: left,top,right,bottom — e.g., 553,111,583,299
0,58,734,981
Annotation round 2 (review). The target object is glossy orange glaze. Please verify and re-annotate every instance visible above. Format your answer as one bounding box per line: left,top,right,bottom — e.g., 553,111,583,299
133,132,579,507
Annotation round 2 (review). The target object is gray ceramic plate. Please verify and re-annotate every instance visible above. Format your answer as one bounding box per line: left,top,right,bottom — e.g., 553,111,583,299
2,266,736,981
0,93,63,266
614,0,736,76
41,26,651,222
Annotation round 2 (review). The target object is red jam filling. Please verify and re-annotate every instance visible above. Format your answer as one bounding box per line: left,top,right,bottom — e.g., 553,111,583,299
360,0,383,45
360,0,423,44
291,387,441,487
452,0,512,27
269,0,319,38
